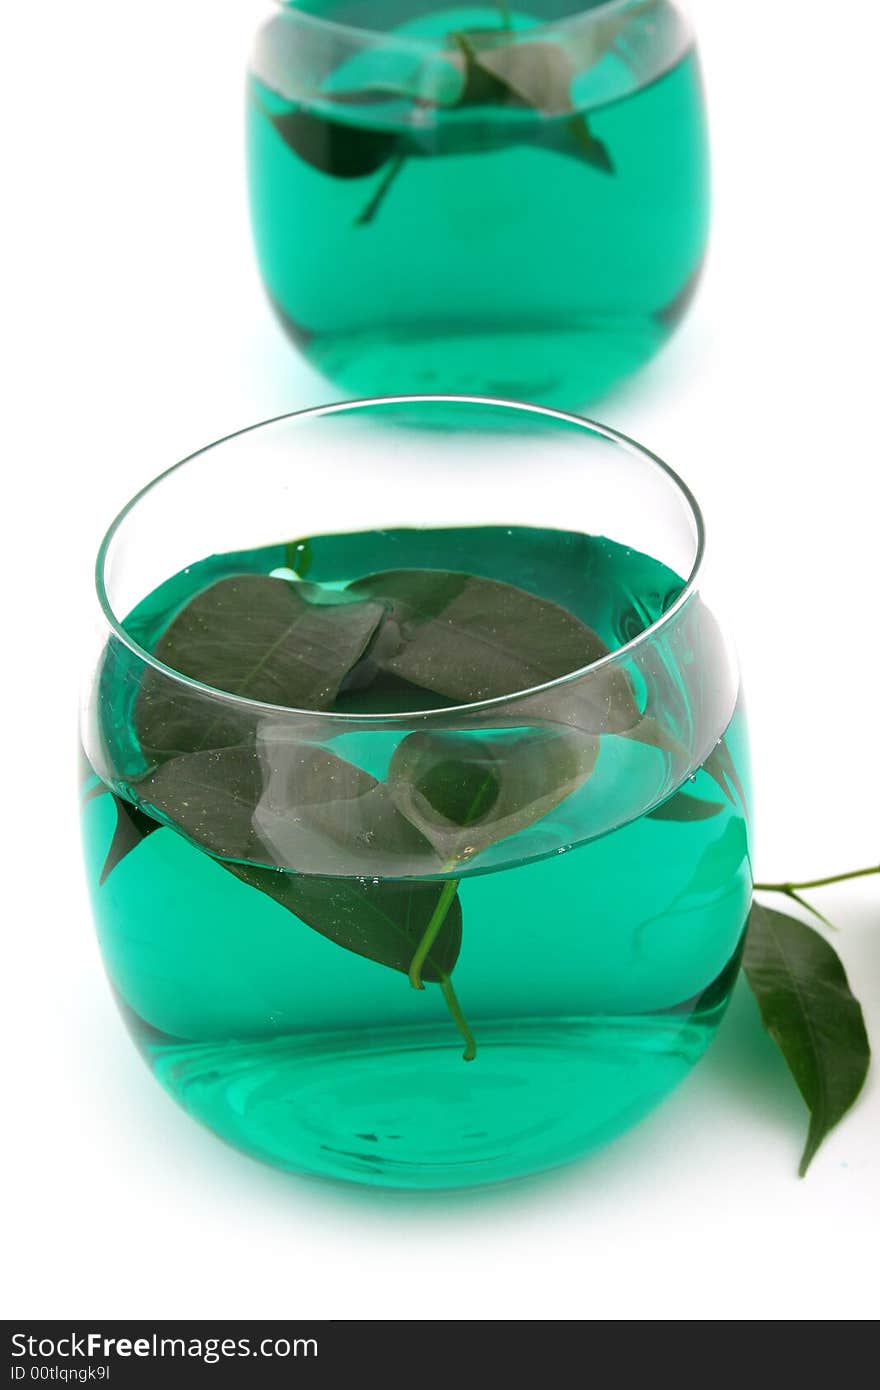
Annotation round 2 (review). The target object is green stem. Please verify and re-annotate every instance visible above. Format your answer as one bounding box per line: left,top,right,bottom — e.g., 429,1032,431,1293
440,974,477,1061
496,0,513,29
754,865,880,893
355,154,407,227
409,877,460,989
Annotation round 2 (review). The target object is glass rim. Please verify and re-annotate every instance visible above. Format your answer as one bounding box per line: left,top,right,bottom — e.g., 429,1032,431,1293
267,0,657,53
95,394,706,725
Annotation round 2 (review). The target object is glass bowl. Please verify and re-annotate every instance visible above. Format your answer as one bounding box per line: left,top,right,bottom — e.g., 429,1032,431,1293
81,396,751,1189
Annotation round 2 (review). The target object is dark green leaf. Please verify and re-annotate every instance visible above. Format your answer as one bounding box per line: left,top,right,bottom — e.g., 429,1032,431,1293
567,116,615,173
647,791,724,823
137,741,439,878
346,568,641,733
135,575,385,757
133,737,468,1040
262,103,399,178
743,901,870,1175
100,794,161,885
221,860,462,984
388,727,599,864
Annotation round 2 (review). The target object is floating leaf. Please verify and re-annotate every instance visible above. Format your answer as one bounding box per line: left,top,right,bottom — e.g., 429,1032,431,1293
388,727,599,864
457,34,575,114
451,32,518,107
647,791,724,823
743,901,870,1175
347,568,641,733
451,33,614,173
135,575,385,758
99,793,162,885
137,741,438,878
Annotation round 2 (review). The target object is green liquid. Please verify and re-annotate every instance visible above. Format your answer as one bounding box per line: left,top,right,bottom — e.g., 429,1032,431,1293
246,4,710,407
82,526,751,1189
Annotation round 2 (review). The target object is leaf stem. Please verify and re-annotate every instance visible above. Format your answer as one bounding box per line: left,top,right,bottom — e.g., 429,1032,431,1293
409,877,460,989
754,865,880,893
355,154,407,227
783,890,838,933
439,974,477,1061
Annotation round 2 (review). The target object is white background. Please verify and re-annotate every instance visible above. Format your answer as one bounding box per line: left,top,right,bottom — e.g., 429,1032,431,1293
3,0,878,1321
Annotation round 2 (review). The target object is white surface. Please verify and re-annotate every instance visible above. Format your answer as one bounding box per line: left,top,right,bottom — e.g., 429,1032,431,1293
3,0,878,1321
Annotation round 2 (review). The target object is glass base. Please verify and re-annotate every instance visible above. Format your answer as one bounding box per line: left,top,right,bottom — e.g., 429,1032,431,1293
143,1012,720,1190
280,312,672,412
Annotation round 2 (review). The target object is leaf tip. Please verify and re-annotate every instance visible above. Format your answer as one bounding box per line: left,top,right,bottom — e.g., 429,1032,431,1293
798,1135,819,1178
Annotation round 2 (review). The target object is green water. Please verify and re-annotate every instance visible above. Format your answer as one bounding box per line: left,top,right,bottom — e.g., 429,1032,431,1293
82,526,751,1189
246,2,710,406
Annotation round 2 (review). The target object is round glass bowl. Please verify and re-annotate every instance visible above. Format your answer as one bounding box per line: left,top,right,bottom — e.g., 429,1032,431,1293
81,397,751,1189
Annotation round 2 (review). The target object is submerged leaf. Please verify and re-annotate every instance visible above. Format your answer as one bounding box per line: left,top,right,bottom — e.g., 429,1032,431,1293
221,860,462,984
100,794,162,885
262,103,399,178
743,902,870,1175
135,575,385,757
704,739,748,810
568,116,615,173
388,727,599,864
647,791,724,823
